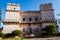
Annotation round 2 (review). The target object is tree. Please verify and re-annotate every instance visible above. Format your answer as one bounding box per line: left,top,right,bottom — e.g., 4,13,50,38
54,19,59,32
0,27,3,33
12,30,22,36
41,24,57,36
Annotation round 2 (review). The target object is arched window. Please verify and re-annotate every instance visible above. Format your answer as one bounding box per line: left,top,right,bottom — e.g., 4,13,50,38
34,15,38,21
35,18,38,21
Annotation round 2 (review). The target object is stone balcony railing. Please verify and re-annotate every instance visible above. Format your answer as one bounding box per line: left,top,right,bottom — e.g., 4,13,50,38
2,19,19,22
19,21,41,23
42,19,55,21
2,19,55,23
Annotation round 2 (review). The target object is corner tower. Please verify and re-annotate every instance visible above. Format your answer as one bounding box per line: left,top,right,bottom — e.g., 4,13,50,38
40,3,55,28
2,3,20,33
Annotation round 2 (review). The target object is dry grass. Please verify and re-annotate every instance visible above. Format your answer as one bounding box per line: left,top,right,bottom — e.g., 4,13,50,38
0,37,27,40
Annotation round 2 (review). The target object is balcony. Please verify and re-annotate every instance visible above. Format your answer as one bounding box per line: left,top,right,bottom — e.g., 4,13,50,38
41,19,55,23
2,19,19,23
42,19,55,21
19,21,41,24
19,19,55,23
2,19,55,24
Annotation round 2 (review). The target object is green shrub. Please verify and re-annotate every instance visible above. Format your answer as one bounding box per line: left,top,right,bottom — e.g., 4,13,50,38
12,30,22,36
0,33,5,37
0,30,22,38
1,33,16,38
56,32,60,36
41,24,57,36
0,33,8,38
3,33,13,38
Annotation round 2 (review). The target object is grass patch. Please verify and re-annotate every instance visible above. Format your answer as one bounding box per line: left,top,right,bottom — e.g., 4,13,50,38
0,37,27,40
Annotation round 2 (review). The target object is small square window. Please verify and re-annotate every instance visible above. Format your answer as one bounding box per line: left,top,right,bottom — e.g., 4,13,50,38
14,8,16,10
29,18,32,21
35,18,38,21
23,18,25,21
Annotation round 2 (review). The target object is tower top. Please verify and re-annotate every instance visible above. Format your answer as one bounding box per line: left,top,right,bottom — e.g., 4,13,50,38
40,3,52,6
6,3,20,11
40,3,53,10
7,3,20,6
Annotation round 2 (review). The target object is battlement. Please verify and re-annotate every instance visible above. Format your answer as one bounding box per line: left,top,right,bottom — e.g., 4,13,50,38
7,3,20,11
40,3,52,6
40,3,53,10
7,3,20,6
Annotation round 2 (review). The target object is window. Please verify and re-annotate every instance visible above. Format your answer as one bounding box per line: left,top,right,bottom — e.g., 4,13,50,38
35,18,38,21
43,7,46,10
28,28,32,34
36,28,39,32
29,18,32,21
23,28,25,32
14,8,16,10
28,24,31,26
23,18,25,21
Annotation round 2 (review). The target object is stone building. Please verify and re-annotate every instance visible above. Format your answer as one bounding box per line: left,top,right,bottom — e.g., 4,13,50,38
2,3,55,36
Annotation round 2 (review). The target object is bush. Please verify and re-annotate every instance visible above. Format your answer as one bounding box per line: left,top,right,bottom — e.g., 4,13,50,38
56,32,60,36
12,30,22,36
0,33,18,38
41,24,57,36
0,30,22,38
3,33,12,38
0,33,5,37
0,33,10,38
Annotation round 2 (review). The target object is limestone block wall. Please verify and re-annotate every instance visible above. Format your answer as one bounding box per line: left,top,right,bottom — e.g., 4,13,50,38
40,3,52,10
41,11,55,21
5,12,20,20
19,24,41,33
2,24,20,34
5,3,20,21
42,23,54,28
7,3,20,10
20,12,41,22
19,24,28,31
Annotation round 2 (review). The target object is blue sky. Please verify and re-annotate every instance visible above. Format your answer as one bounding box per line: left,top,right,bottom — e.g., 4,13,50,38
0,0,60,19
0,0,60,27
